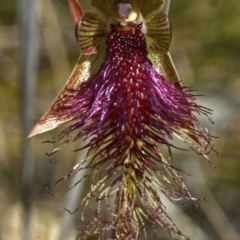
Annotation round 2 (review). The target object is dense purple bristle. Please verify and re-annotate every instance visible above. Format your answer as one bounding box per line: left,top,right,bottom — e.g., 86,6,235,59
49,28,213,239
55,29,210,156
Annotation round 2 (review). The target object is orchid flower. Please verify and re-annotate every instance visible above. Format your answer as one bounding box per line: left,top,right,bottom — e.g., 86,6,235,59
29,0,214,239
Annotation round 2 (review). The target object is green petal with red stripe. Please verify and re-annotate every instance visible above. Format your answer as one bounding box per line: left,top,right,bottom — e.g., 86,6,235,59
146,12,171,53
76,12,106,55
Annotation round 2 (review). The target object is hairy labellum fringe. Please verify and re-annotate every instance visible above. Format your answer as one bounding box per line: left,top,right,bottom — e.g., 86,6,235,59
45,29,214,239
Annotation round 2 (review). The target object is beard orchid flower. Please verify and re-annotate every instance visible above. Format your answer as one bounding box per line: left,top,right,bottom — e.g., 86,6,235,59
29,0,215,239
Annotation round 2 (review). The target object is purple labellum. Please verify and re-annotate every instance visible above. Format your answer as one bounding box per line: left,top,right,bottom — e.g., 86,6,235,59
29,1,215,239
56,29,212,160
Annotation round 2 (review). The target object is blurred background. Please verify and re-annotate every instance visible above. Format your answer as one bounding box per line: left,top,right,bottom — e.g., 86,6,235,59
0,0,240,239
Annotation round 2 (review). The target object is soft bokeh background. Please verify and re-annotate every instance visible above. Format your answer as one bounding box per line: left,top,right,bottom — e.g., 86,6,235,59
0,0,239,239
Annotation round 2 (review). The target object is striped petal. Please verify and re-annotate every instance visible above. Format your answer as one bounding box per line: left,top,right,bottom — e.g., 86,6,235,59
76,12,106,55
146,12,172,53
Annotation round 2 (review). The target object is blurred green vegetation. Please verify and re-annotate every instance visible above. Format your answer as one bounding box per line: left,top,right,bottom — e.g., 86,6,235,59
0,0,240,239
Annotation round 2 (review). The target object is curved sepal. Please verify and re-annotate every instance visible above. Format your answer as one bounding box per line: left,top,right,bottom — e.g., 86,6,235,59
148,52,181,87
28,52,105,138
76,12,106,55
146,12,171,54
